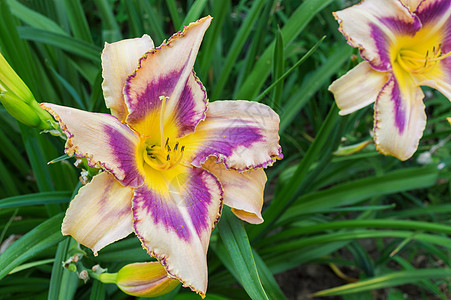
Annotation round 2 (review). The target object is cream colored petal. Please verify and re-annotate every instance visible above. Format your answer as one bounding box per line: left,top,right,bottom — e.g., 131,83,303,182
329,61,390,116
132,165,222,297
62,172,134,255
334,0,419,71
102,35,154,122
202,158,266,224
401,0,422,11
124,17,211,137
183,100,283,172
374,75,427,160
41,103,144,187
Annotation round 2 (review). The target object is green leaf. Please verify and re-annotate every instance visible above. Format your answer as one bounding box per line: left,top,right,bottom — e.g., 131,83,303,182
182,0,208,26
17,26,100,62
281,165,439,222
313,269,451,296
0,213,64,280
0,191,71,209
271,27,284,111
211,0,267,100
216,207,269,300
235,0,335,99
279,44,352,132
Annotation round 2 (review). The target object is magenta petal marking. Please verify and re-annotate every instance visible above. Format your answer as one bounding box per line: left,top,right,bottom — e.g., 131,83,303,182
368,17,421,71
174,76,207,137
390,79,406,134
132,168,220,241
191,123,264,167
416,0,451,25
133,185,191,241
125,68,183,125
377,77,406,134
185,168,214,236
105,125,144,187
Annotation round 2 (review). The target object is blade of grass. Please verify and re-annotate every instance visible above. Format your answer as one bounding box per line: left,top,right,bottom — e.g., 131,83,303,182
313,269,451,297
217,207,269,300
0,191,71,209
0,213,64,280
279,43,352,132
211,0,267,100
17,27,100,62
235,0,335,99
167,0,182,30
182,0,208,26
271,27,284,111
62,0,93,43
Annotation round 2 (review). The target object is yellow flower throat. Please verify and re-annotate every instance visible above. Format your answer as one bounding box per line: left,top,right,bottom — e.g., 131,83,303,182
141,96,185,171
396,43,451,74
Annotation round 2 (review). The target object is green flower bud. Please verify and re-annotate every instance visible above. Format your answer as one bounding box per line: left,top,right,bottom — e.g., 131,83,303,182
0,53,34,104
99,262,179,297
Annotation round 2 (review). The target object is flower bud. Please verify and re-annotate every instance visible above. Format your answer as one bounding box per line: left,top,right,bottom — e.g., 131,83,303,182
0,53,34,104
98,262,179,297
0,53,53,130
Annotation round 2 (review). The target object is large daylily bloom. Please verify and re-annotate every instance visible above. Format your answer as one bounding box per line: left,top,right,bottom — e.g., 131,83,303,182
329,0,451,160
41,16,282,297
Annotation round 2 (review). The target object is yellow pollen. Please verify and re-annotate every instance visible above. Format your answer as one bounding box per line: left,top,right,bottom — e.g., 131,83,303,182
397,44,451,74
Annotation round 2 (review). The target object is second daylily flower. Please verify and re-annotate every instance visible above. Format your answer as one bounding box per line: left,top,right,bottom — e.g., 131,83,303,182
41,16,282,297
329,0,451,160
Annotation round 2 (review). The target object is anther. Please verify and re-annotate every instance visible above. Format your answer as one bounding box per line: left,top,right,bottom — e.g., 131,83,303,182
166,154,170,161
181,146,185,152
174,142,179,151
165,138,169,147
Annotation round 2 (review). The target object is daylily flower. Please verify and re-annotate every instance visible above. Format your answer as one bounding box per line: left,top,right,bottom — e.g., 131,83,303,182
329,0,451,160
41,16,282,297
98,262,179,297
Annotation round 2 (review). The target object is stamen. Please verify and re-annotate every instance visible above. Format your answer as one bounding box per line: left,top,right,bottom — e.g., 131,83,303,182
159,96,168,151
398,45,451,74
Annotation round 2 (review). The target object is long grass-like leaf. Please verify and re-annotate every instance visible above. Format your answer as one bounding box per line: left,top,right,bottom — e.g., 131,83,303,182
0,213,64,280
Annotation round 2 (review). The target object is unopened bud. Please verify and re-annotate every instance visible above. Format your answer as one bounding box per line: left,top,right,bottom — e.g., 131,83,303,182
0,53,34,104
98,262,179,297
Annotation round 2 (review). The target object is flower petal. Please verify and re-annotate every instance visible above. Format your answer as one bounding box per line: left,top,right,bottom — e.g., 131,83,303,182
62,172,134,255
202,158,266,224
334,0,420,71
329,61,390,115
124,17,211,138
402,0,422,12
373,75,427,160
132,166,222,297
41,103,144,187
102,35,154,122
415,62,451,100
184,100,283,171
415,0,451,29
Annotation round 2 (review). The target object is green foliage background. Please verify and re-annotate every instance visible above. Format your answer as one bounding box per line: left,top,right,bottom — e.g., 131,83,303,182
0,0,450,299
